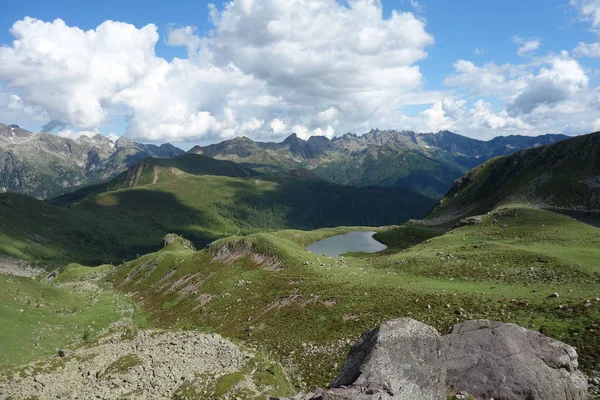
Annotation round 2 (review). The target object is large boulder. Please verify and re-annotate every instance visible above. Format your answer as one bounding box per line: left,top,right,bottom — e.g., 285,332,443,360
331,318,446,399
443,319,588,400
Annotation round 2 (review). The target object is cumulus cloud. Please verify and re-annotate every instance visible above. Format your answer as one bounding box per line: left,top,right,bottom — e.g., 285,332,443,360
166,25,202,55
444,60,529,98
269,119,287,135
0,18,159,129
508,55,588,115
1,1,599,143
0,1,437,143
311,106,341,127
0,91,49,124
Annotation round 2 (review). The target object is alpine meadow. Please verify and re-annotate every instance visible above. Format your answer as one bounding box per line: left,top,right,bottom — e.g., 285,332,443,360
0,1,599,400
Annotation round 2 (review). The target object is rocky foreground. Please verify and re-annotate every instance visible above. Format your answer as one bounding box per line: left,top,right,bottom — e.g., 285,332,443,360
1,330,253,399
1,318,597,399
275,319,592,400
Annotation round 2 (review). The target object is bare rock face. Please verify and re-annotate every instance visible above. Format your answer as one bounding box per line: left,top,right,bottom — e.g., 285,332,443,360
162,233,195,250
331,318,446,400
443,319,588,400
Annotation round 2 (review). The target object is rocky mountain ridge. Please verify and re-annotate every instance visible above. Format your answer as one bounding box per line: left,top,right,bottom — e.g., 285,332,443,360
189,129,569,198
0,123,184,199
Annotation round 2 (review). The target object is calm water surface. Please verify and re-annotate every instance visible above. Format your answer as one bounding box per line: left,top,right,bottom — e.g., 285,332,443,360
306,231,387,257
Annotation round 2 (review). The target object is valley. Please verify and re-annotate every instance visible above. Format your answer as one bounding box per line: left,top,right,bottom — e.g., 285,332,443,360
0,130,598,399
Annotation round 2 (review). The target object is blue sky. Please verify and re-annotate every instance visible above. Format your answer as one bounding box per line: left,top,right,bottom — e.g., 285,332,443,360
0,0,599,147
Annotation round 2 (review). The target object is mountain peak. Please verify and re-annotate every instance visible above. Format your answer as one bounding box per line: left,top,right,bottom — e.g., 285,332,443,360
283,133,302,143
115,136,134,148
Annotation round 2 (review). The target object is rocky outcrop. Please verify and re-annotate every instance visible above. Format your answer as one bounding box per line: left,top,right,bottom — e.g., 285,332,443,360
451,215,482,229
444,319,588,400
275,319,588,400
0,330,262,400
332,318,446,399
275,318,446,400
162,233,196,251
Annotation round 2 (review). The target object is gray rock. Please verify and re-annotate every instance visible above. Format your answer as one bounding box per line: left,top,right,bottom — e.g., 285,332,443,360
332,318,446,399
443,319,588,400
451,215,482,230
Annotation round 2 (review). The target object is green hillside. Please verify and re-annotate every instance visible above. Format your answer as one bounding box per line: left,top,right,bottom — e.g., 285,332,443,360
108,206,600,388
1,157,435,267
430,131,600,222
313,148,466,199
49,153,260,207
0,264,139,368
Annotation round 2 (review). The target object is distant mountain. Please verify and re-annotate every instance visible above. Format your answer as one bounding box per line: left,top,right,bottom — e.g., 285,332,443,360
189,130,569,198
0,123,184,199
429,131,600,222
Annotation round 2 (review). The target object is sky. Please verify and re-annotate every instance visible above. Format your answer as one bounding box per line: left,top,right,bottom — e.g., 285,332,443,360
0,0,599,148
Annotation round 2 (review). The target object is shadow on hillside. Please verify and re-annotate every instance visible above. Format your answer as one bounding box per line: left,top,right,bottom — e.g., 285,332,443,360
219,175,437,231
553,210,600,228
64,189,220,265
373,225,446,254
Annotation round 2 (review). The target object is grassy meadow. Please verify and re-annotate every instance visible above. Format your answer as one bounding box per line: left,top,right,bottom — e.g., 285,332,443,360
108,205,600,388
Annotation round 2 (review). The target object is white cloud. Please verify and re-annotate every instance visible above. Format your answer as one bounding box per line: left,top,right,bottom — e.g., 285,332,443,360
0,2,598,144
292,123,335,140
473,48,484,55
240,117,265,131
444,60,529,98
0,18,159,129
269,119,287,134
508,55,588,115
57,129,101,140
573,41,600,56
0,91,50,124
0,2,437,142
513,35,541,56
409,0,424,13
311,106,340,127
571,0,600,29
107,132,121,142
416,49,598,138
571,0,600,57
166,25,202,57
444,53,590,118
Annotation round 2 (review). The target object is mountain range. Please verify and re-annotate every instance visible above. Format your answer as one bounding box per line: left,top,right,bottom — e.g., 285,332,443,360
190,129,569,198
0,123,184,199
0,123,571,200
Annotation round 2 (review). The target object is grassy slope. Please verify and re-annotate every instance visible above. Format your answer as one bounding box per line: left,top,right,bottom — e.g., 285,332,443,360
109,206,600,388
431,131,600,221
0,264,139,369
1,168,435,267
49,153,259,207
